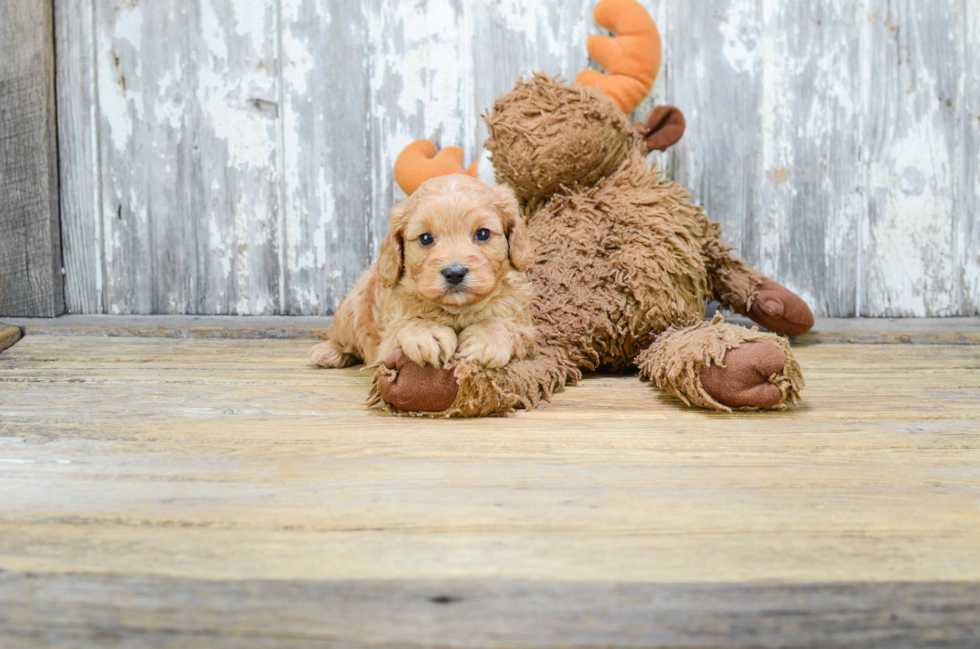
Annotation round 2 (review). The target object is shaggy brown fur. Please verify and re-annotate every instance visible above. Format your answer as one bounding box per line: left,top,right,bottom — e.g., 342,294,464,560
373,74,807,416
484,74,639,205
527,151,710,371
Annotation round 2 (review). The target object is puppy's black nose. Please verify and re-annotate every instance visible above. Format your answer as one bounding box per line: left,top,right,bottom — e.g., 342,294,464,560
441,264,468,286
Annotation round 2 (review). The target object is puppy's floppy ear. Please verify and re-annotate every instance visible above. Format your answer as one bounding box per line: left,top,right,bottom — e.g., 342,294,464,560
378,204,409,288
493,184,530,272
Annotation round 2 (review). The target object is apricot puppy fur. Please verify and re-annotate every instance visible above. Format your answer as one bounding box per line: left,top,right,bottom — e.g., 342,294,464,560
310,175,535,371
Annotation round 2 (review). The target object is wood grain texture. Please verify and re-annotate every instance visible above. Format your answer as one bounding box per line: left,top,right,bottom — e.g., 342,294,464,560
93,0,282,315
861,0,961,316
756,0,862,316
55,0,978,316
280,0,372,315
963,0,980,314
55,0,102,315
1,335,979,643
2,575,978,648
0,0,63,317
667,0,762,273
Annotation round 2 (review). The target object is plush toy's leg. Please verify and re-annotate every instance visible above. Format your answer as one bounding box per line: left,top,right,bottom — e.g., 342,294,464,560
636,314,803,411
370,345,577,417
703,221,814,336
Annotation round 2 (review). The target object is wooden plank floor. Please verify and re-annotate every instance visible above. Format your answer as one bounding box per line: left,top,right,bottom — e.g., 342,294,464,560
1,332,980,647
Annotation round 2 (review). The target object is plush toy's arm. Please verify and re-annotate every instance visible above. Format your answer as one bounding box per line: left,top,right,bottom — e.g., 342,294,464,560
703,222,815,336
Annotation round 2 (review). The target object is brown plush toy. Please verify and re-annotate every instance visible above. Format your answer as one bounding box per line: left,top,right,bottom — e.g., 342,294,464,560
372,0,814,416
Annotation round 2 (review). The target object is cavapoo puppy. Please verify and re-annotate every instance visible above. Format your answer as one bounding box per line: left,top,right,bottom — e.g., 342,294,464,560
310,174,535,372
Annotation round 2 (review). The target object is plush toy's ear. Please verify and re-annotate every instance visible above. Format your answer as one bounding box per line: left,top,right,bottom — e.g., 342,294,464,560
493,184,530,272
635,105,686,152
394,140,479,195
378,204,409,287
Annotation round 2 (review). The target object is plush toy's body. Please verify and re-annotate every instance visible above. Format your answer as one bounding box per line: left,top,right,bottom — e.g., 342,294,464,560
368,0,814,416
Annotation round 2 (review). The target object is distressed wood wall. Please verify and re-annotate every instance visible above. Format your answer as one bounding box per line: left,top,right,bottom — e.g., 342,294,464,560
1,0,63,317
55,0,980,316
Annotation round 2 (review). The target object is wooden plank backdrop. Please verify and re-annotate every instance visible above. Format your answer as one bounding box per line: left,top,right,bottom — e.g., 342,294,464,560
1,0,63,317
54,0,980,316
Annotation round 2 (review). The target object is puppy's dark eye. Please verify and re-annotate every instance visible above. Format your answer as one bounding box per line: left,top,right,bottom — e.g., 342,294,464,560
419,233,434,246
475,228,491,242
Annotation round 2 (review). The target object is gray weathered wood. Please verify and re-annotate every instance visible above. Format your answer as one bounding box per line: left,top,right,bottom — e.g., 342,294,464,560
862,0,961,316
54,0,979,317
0,0,63,317
92,0,282,315
755,0,862,317
280,0,372,315
55,0,102,314
667,0,762,281
2,573,978,648
963,0,980,315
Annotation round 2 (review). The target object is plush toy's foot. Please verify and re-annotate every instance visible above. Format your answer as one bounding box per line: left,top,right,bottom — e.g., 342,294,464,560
636,314,804,411
375,350,459,413
700,341,787,409
748,280,815,336
371,347,575,417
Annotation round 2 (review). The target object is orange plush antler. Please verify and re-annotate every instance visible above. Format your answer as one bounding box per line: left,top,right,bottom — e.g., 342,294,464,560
394,140,479,195
575,0,661,114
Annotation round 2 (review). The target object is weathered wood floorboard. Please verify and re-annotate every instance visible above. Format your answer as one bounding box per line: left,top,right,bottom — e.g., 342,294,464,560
1,335,979,644
1,575,978,649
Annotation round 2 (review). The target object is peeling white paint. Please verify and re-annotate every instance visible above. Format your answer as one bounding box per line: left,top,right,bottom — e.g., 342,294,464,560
67,0,977,317
719,0,758,74
98,3,144,153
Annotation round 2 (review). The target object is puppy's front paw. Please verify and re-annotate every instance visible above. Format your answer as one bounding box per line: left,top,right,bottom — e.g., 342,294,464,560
398,325,457,367
455,332,513,368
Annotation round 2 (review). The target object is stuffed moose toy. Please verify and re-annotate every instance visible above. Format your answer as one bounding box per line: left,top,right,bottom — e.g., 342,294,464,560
317,0,814,416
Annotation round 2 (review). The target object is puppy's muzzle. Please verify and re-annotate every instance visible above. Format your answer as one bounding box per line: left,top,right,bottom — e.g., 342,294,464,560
441,264,468,287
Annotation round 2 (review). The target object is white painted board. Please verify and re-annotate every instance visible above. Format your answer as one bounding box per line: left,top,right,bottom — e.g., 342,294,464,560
56,0,979,316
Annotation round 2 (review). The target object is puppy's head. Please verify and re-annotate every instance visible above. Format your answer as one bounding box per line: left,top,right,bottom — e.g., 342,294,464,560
378,175,529,308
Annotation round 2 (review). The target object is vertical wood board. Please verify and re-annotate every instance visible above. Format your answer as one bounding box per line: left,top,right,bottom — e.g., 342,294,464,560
93,0,282,314
0,0,63,317
861,0,962,316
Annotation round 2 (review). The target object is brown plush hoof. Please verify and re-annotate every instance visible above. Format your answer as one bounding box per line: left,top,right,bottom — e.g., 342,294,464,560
701,341,786,409
377,350,458,413
749,280,815,336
